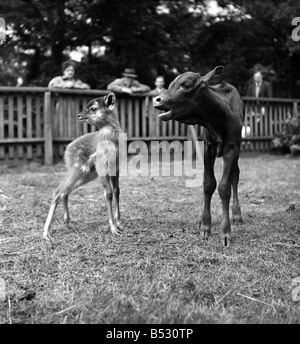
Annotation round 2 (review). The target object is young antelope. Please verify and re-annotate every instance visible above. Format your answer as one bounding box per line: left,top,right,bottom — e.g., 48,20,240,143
43,93,124,243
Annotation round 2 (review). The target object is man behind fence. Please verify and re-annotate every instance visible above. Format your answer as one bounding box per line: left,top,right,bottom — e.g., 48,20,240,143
246,70,273,98
107,68,150,95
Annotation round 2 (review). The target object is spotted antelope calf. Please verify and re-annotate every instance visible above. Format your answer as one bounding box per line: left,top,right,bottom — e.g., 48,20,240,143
43,93,124,242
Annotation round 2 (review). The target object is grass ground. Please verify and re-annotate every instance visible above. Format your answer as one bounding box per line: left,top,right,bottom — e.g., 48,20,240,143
0,154,300,324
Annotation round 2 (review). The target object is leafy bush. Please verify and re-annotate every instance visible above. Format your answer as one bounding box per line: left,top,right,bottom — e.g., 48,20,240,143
271,115,300,156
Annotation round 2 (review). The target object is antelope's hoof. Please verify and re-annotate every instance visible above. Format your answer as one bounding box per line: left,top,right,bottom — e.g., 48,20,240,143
110,225,122,235
116,220,124,231
63,216,70,225
42,233,53,246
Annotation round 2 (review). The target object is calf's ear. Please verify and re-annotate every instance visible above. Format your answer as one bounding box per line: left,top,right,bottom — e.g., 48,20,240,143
202,66,224,86
105,93,116,110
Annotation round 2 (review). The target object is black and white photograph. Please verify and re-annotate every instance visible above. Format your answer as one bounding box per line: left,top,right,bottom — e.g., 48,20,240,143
0,0,300,327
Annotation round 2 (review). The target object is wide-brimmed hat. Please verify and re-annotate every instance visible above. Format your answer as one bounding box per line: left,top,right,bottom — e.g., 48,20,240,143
122,68,138,78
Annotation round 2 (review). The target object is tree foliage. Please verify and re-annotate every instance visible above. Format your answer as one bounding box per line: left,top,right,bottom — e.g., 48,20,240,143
0,0,299,96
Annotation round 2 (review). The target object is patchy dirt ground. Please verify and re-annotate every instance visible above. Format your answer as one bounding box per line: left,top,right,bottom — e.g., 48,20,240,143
0,154,300,323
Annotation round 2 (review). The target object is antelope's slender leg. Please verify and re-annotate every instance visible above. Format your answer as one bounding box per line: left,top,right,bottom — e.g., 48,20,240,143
43,202,58,243
100,175,121,235
110,173,122,228
43,170,97,242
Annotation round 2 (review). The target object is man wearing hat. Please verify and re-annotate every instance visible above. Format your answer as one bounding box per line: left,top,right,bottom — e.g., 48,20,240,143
246,70,273,98
107,68,150,94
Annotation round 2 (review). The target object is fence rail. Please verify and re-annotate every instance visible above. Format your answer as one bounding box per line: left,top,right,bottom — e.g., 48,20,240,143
0,87,299,165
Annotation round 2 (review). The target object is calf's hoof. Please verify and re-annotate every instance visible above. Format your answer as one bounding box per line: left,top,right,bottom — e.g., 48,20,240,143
222,233,231,247
232,214,243,224
200,225,211,240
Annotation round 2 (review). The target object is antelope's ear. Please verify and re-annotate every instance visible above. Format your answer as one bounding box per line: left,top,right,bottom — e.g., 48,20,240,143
202,66,224,86
105,93,116,110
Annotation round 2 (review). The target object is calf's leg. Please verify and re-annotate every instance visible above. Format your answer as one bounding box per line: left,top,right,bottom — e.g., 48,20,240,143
198,141,217,239
231,161,243,224
218,145,239,246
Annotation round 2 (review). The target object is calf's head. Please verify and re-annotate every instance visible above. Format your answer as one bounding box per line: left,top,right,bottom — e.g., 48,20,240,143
153,66,224,125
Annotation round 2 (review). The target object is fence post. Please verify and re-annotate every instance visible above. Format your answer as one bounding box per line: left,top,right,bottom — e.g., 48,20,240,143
44,91,53,165
147,96,156,137
293,101,299,117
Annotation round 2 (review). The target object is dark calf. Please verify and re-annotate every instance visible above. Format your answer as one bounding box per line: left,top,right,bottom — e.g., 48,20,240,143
153,66,244,246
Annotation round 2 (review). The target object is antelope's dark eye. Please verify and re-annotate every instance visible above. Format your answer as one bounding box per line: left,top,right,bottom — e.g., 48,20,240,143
91,107,98,111
180,83,190,90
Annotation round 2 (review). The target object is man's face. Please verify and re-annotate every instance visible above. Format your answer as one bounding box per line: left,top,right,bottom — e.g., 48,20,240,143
155,77,165,88
124,76,134,86
253,72,262,83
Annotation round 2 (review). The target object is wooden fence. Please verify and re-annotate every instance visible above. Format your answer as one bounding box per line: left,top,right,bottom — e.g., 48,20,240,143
0,87,46,164
0,87,299,165
242,97,299,152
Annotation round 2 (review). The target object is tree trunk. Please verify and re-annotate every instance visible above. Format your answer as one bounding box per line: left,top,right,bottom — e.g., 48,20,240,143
52,0,66,68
